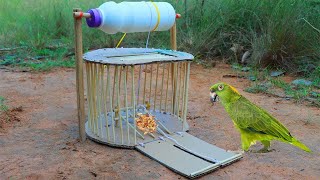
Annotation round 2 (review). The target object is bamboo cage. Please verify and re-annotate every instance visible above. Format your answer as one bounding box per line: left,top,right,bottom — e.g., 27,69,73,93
83,48,193,148
72,8,242,178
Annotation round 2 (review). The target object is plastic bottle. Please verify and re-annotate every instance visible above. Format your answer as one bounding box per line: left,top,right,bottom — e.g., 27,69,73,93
86,1,176,34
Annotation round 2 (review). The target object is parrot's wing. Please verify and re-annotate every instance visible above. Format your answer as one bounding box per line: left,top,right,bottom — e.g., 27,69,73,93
228,96,292,141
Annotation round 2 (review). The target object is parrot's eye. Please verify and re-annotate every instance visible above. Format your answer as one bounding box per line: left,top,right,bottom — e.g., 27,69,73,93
218,85,224,91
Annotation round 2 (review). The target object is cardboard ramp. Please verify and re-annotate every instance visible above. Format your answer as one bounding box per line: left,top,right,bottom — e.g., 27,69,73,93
136,132,242,178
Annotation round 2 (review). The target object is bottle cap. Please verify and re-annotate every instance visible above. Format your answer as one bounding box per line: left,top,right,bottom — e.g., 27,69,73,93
86,9,102,28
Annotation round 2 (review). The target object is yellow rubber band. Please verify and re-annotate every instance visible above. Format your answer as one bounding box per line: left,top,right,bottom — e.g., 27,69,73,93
151,1,160,32
116,33,127,48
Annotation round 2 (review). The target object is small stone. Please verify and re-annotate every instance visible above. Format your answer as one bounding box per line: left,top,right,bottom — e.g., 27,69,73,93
232,64,241,70
248,75,257,81
241,67,251,72
310,91,320,98
270,71,285,77
291,79,313,86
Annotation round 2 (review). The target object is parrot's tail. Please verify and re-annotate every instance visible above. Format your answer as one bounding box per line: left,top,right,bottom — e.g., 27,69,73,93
290,138,311,152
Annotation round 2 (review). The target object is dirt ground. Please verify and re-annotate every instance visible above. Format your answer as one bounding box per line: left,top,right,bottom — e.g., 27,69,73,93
0,63,319,180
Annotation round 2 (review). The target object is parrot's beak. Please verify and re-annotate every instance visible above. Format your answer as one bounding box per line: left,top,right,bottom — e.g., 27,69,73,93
210,90,218,103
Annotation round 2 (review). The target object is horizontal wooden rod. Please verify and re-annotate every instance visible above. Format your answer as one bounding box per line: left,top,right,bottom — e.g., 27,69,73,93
73,12,91,19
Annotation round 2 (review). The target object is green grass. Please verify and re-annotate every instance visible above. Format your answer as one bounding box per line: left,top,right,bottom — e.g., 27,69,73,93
0,0,319,71
0,96,8,112
243,66,320,106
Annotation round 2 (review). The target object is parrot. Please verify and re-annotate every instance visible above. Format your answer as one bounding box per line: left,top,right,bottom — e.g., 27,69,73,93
209,82,311,153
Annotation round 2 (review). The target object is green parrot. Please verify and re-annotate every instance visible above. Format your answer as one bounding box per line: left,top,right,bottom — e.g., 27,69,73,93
209,82,311,153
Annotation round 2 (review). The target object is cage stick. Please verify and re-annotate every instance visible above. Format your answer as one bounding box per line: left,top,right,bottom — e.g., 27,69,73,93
112,66,117,108
131,66,137,144
90,63,94,133
90,63,95,134
159,63,166,111
175,63,181,116
153,63,160,110
171,63,178,114
175,63,179,115
104,65,110,141
97,65,102,137
90,63,96,134
157,120,172,134
136,65,142,105
114,66,119,127
142,64,148,105
107,66,116,142
164,63,170,112
121,115,144,140
182,62,191,130
148,64,153,108
96,65,101,136
119,66,122,94
181,62,186,118
95,64,99,135
115,66,124,144
89,63,94,131
94,64,99,134
99,65,105,138
177,62,182,117
123,66,130,145
85,62,91,130
178,62,184,117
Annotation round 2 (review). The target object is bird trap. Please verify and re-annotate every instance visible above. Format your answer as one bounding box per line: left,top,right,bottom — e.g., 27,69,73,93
83,48,193,147
73,4,242,178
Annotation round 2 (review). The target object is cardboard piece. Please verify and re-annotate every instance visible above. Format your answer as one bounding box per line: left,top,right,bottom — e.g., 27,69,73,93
136,132,242,178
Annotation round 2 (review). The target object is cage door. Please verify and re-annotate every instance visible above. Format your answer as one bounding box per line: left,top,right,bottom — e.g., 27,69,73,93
135,132,242,178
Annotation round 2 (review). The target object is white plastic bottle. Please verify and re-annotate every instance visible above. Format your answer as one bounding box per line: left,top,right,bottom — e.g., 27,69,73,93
86,1,176,34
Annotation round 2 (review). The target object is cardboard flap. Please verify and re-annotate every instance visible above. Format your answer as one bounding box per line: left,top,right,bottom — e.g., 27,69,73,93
135,132,242,178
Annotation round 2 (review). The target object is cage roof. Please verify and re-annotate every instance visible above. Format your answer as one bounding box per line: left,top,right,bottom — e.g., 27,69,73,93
83,48,194,65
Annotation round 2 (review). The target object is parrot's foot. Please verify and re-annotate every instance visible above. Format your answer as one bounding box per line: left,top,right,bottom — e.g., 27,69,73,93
253,140,272,153
227,149,245,154
255,148,272,153
251,148,275,153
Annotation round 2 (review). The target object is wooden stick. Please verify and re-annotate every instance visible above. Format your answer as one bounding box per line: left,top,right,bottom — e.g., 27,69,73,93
85,62,91,130
107,66,116,142
131,66,137,144
181,62,186,119
116,66,123,144
142,64,148,104
170,22,177,114
73,8,86,142
148,64,153,107
93,63,98,134
157,121,172,134
99,65,105,138
164,63,170,112
159,63,166,111
89,63,94,131
171,63,177,114
176,63,181,116
137,65,142,105
170,22,177,50
114,66,118,127
97,65,102,137
123,66,130,145
112,66,116,108
183,62,191,131
154,63,160,110
128,123,144,140
105,65,110,141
